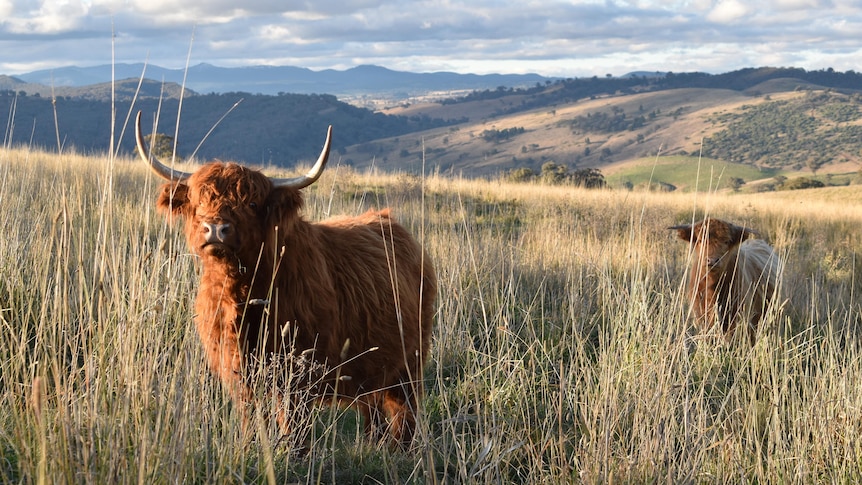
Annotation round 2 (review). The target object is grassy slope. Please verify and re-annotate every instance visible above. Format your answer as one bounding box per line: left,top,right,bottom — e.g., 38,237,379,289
601,155,780,191
350,87,757,177
2,147,862,483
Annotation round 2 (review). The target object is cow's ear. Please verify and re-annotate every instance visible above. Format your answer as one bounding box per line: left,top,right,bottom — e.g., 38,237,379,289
156,183,189,215
266,186,304,219
669,224,693,242
729,223,759,244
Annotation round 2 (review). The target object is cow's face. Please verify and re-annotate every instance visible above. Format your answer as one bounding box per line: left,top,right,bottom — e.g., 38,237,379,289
671,218,754,275
135,111,330,267
156,162,303,265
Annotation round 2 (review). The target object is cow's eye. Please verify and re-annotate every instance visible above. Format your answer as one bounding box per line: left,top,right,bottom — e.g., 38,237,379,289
249,202,258,210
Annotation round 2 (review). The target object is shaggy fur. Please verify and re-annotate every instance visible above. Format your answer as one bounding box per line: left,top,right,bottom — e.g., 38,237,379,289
671,218,781,343
156,161,437,447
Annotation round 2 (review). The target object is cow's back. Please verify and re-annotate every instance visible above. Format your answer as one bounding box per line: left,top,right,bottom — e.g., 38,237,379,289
732,238,781,316
316,209,436,392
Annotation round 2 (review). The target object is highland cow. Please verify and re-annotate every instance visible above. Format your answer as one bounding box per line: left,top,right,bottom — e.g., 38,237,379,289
136,112,436,447
670,218,781,343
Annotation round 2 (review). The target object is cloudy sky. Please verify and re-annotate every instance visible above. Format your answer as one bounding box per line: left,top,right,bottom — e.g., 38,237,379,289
0,0,860,77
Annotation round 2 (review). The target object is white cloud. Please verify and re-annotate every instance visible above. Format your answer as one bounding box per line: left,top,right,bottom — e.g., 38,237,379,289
706,0,751,23
0,0,861,77
3,0,88,34
0,0,13,17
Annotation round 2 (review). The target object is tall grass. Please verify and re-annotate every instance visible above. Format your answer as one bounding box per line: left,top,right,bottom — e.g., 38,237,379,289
1,146,861,483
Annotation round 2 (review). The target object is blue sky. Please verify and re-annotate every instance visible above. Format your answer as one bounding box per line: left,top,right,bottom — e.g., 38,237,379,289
1,0,860,77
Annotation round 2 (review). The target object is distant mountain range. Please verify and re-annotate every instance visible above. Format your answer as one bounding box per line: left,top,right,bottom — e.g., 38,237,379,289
9,63,554,98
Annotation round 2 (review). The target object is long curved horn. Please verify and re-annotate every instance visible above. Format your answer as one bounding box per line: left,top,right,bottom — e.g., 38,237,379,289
271,125,333,189
135,111,193,182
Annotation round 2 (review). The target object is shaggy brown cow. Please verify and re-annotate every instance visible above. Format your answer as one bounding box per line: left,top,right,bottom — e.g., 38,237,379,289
136,112,436,447
670,218,781,343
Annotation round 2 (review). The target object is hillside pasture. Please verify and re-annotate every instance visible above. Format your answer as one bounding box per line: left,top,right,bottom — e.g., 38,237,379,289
601,155,781,191
599,155,861,193
1,148,862,483
362,87,771,177
363,85,862,187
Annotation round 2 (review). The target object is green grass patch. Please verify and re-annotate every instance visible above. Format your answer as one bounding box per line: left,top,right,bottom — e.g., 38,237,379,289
605,155,781,191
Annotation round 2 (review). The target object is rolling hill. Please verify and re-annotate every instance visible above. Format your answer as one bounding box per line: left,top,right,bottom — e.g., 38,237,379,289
339,79,862,191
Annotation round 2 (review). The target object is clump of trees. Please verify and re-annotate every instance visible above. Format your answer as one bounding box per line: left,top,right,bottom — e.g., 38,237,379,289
481,127,526,143
569,106,651,133
505,162,605,188
749,175,829,192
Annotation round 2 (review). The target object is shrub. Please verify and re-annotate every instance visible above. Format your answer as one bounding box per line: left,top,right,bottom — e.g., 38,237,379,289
778,177,825,190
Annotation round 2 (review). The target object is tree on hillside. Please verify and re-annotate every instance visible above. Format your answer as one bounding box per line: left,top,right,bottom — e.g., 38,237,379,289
571,168,606,188
541,161,569,184
505,167,536,183
481,127,525,143
778,177,825,190
145,133,181,162
806,157,824,175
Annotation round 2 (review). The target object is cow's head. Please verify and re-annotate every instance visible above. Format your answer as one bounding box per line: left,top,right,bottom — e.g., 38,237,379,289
136,111,332,266
670,218,758,274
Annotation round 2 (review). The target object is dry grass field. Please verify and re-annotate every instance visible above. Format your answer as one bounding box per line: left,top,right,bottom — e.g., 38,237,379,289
1,147,862,483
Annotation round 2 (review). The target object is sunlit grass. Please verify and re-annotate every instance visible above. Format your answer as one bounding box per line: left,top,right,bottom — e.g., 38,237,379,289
1,146,861,482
